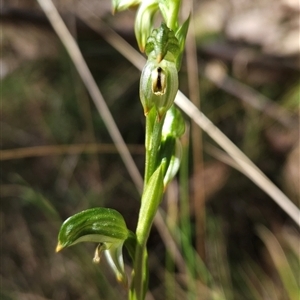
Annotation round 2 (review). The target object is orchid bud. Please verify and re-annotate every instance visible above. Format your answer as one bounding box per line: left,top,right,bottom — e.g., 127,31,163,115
112,0,141,13
140,58,178,118
158,0,181,30
134,0,159,52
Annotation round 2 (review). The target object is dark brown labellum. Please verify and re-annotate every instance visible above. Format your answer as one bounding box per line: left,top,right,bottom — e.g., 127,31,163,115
152,67,166,95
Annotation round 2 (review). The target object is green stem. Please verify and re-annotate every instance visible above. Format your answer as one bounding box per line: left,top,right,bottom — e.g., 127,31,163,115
133,158,165,300
144,110,154,186
144,112,165,184
132,234,148,300
133,106,165,300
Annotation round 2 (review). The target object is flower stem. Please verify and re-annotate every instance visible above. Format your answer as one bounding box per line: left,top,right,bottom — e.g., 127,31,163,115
144,112,165,185
133,160,165,300
132,235,148,300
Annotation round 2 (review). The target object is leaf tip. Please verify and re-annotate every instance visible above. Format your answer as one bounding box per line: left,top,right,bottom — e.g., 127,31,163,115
55,243,63,253
156,53,163,63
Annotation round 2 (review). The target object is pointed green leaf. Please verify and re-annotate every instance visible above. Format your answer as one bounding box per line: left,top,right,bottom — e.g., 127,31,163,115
158,137,182,187
136,163,164,240
175,15,190,51
145,23,180,63
162,105,185,140
175,15,190,70
164,139,182,186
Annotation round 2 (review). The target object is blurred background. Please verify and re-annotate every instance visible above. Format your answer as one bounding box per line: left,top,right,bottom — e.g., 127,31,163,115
1,0,299,299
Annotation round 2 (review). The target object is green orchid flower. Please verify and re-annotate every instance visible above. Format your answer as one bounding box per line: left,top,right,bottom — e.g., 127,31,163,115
140,58,178,118
56,207,134,287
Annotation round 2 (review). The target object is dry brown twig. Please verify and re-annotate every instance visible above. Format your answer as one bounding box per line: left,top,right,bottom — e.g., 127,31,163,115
0,143,144,160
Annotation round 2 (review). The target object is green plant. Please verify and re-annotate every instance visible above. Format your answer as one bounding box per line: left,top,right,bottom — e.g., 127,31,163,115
56,1,189,299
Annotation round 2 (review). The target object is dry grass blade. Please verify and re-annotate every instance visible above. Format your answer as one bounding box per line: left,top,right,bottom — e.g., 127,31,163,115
175,92,300,226
78,4,146,69
76,7,300,227
0,143,144,160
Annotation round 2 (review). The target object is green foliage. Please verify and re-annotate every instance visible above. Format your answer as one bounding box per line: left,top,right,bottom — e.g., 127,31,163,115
174,15,190,70
133,163,164,299
162,105,185,139
134,0,189,71
136,163,164,238
159,106,185,186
